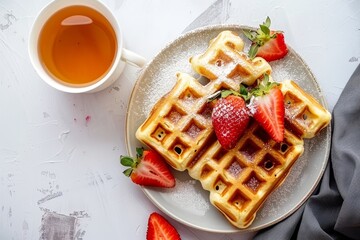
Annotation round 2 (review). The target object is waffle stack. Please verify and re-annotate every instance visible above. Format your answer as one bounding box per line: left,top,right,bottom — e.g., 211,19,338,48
135,30,331,228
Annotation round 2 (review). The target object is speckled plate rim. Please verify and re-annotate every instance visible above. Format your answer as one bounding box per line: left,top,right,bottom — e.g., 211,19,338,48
125,24,331,233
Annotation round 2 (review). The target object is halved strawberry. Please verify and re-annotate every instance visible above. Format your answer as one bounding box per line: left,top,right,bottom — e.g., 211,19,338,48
120,148,175,188
146,212,181,240
245,76,285,142
256,32,288,62
211,91,250,150
244,17,288,62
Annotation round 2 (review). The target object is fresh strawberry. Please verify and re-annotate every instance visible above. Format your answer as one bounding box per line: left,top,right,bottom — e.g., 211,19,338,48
146,212,181,240
211,91,250,150
246,76,285,142
120,148,175,188
243,17,288,61
256,32,288,62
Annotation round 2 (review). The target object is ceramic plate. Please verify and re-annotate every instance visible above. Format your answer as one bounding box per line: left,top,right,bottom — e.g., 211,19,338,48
125,25,331,233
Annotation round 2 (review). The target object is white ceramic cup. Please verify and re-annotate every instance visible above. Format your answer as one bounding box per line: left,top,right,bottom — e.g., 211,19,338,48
29,0,146,93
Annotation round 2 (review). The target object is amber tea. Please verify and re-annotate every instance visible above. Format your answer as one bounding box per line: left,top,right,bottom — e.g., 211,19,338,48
38,5,117,87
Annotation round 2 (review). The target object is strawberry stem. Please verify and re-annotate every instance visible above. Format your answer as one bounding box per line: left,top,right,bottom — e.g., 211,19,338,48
239,74,279,102
120,147,145,177
136,147,144,158
207,89,239,102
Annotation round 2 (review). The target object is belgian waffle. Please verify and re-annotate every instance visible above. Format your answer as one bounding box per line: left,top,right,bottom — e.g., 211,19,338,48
135,31,331,229
186,120,304,228
189,30,272,86
136,72,215,171
281,80,331,138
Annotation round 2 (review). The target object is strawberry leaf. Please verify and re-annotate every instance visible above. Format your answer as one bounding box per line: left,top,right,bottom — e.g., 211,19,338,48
120,156,134,167
136,147,143,158
260,24,270,35
123,168,133,177
264,16,271,28
239,84,251,101
248,44,259,59
207,89,239,101
251,74,279,97
262,73,270,84
243,29,256,41
240,84,248,95
221,90,238,98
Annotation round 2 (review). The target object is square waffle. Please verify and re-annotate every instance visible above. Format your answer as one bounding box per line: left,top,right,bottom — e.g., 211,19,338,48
186,120,304,228
281,80,331,138
135,31,331,229
136,72,216,171
189,30,272,86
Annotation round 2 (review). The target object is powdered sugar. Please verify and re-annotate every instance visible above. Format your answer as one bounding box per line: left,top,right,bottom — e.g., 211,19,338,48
227,160,243,178
245,176,261,191
247,96,257,116
164,179,210,216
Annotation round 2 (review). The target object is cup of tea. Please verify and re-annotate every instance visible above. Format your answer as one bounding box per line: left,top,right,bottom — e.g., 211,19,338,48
29,0,146,93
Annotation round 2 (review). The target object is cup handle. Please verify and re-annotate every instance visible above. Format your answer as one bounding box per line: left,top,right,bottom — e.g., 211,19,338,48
121,48,147,68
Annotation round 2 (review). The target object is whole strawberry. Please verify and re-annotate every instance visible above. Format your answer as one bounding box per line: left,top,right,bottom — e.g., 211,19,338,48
120,148,175,188
211,92,250,150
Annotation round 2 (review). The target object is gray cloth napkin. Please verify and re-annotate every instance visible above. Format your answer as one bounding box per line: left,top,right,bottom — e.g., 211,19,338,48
254,64,360,240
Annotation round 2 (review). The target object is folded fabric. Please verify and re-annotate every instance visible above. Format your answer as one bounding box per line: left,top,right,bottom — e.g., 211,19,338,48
254,64,360,240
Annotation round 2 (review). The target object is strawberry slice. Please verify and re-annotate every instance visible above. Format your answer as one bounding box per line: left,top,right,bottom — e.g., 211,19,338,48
146,212,181,240
120,148,175,188
256,32,288,62
246,76,285,142
211,91,250,150
244,16,288,62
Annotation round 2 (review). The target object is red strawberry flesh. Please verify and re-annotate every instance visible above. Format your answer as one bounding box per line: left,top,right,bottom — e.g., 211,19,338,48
256,33,288,62
252,87,284,142
120,149,175,188
146,212,181,240
131,150,175,187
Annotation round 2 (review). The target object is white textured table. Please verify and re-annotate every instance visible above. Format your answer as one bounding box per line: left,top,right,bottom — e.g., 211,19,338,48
0,0,359,239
